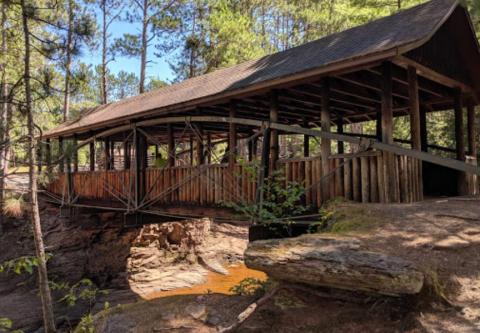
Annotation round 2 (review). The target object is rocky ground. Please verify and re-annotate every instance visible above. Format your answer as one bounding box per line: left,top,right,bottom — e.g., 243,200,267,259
0,199,249,332
89,196,480,333
1,196,479,332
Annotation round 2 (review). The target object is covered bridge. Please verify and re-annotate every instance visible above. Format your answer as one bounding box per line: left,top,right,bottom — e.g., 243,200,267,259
42,0,480,222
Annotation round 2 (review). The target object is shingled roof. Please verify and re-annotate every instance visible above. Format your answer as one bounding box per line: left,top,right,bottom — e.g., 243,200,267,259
46,0,461,138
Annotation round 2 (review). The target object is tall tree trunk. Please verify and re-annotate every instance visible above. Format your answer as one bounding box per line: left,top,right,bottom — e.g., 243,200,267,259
21,1,56,331
63,0,73,122
139,0,148,94
101,0,108,104
0,1,8,234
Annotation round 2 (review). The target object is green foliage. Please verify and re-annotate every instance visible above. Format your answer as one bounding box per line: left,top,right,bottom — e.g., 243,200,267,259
75,314,94,333
0,255,51,275
50,278,108,309
0,317,23,333
229,277,270,297
227,167,308,224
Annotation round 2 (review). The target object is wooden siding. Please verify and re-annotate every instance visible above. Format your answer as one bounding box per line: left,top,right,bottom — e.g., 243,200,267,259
47,152,424,207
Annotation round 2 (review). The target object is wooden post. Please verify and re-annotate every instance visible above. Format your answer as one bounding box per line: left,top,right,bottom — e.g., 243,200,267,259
376,109,382,142
454,90,466,194
46,138,51,169
337,115,344,154
303,119,310,157
123,141,129,170
321,78,331,201
104,138,111,170
269,92,279,171
381,62,397,202
73,136,78,173
467,100,477,157
207,132,212,164
167,124,175,167
110,140,115,169
229,102,237,169
408,66,421,150
248,134,254,162
59,136,64,173
420,107,428,152
189,135,194,166
255,128,271,208
408,66,423,200
196,126,204,166
134,127,147,207
36,142,42,174
90,141,96,171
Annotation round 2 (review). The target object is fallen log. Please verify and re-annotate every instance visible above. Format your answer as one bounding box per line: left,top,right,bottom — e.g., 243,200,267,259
244,234,424,296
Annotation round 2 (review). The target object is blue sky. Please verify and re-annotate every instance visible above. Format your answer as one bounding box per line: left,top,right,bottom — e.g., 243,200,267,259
80,14,175,83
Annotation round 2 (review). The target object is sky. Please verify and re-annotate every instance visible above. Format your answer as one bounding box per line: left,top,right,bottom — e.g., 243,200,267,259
80,10,176,84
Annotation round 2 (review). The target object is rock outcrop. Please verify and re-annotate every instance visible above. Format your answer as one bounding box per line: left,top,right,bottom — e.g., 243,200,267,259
245,234,424,296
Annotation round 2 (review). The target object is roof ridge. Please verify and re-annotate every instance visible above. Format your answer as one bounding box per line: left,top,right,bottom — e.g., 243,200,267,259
76,0,456,121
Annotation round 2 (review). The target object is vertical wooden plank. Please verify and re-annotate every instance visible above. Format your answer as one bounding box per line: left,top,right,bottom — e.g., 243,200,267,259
360,156,370,203
381,62,398,203
377,154,385,203
369,156,378,202
269,92,279,172
344,158,352,200
352,157,360,202
454,89,467,195
321,77,332,201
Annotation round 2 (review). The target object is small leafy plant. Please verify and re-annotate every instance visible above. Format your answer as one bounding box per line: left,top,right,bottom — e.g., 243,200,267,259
230,277,270,297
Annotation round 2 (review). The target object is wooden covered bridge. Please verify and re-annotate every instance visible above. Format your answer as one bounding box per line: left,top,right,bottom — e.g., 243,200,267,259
42,0,480,222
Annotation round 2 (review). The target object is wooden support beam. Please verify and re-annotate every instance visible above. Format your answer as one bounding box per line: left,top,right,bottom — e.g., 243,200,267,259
167,124,175,167
197,126,204,165
376,109,382,142
104,138,111,170
134,128,147,207
123,141,129,170
248,132,255,161
110,140,115,170
189,135,194,166
454,90,467,195
381,62,398,203
454,90,466,162
229,102,237,169
337,115,344,154
73,137,78,173
408,66,423,200
408,66,421,150
467,100,477,157
269,92,279,171
321,78,332,201
256,128,271,206
36,142,42,174
59,137,64,173
303,119,310,157
207,132,212,164
420,106,428,152
46,138,51,169
90,141,95,171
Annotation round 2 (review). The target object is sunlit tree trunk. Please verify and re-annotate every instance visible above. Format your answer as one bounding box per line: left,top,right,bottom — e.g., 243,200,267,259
139,0,149,94
63,0,73,122
0,1,8,234
101,0,108,104
21,1,56,331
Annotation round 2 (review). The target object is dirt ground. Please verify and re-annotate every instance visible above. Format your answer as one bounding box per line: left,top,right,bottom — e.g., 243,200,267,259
90,196,480,333
1,196,479,332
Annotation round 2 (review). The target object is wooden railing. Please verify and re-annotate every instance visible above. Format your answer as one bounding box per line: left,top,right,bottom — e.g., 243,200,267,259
46,151,423,208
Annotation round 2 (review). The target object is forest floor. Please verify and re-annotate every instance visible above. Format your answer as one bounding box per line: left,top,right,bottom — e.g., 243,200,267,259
0,196,479,332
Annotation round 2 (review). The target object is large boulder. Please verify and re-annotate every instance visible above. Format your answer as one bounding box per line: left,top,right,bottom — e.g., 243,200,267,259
245,234,424,296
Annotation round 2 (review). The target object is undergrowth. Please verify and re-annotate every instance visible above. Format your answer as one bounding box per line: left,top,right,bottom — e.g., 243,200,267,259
309,199,382,234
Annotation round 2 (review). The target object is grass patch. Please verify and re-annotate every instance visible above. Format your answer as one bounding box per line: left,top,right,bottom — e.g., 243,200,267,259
4,196,25,218
311,199,383,235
